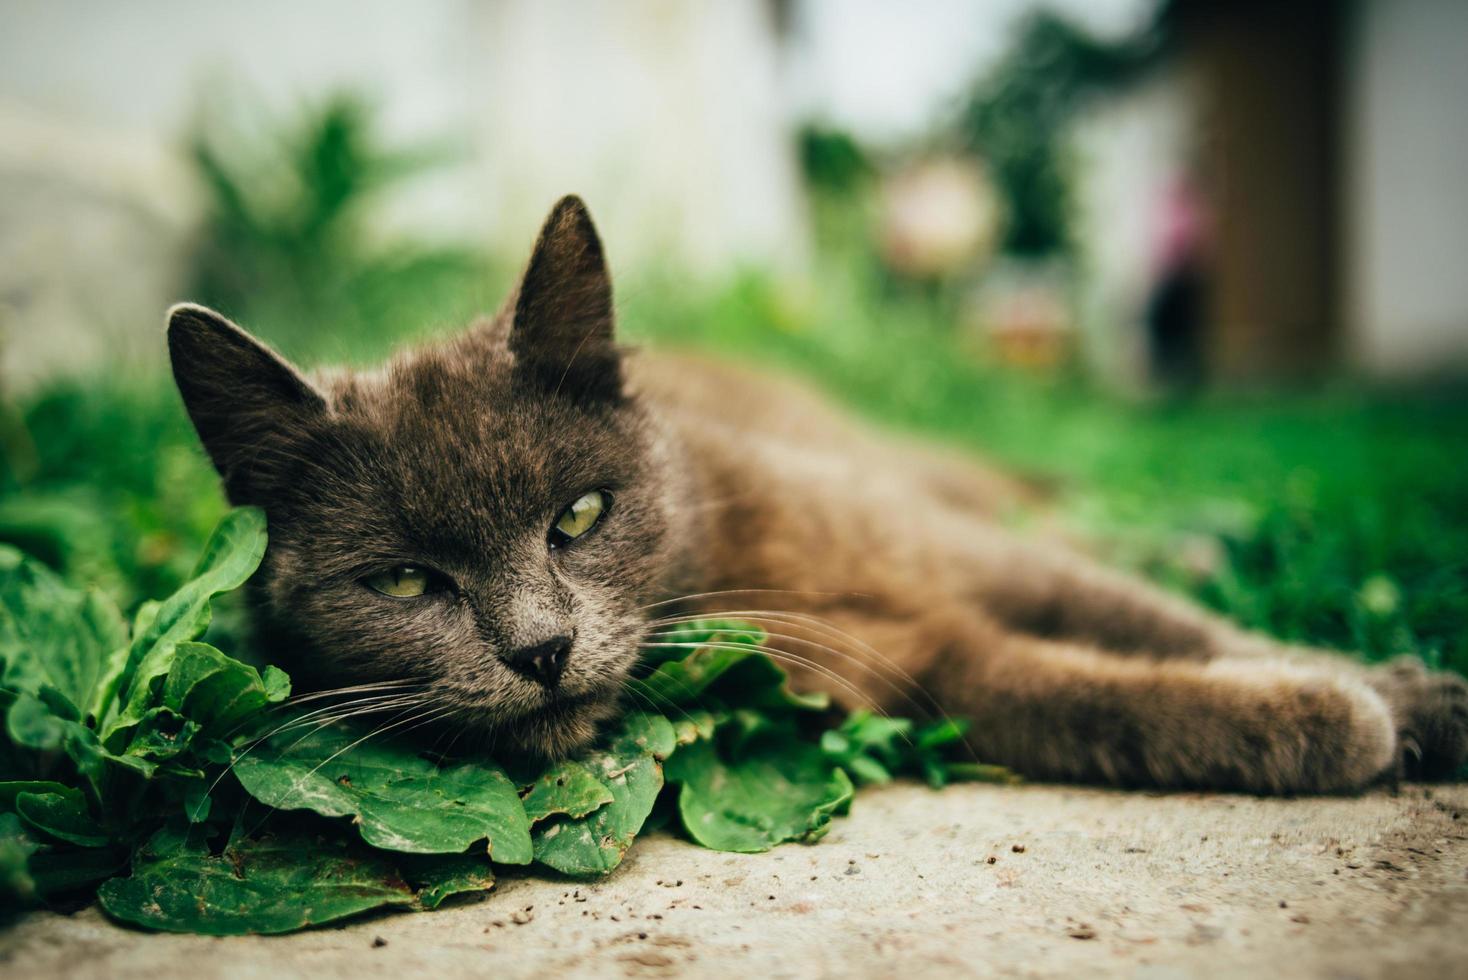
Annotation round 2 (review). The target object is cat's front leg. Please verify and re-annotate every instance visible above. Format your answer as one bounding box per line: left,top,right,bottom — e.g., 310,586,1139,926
923,615,1400,793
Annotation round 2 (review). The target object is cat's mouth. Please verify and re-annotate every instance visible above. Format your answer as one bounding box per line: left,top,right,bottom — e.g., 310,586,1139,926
450,682,620,760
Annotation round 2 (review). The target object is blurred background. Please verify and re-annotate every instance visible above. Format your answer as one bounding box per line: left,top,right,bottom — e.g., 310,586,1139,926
0,0,1464,672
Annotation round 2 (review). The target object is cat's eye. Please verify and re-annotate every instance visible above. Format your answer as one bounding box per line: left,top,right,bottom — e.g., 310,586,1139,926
550,490,611,548
364,565,436,598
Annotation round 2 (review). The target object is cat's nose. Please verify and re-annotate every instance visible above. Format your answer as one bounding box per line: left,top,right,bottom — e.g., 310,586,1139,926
503,634,572,687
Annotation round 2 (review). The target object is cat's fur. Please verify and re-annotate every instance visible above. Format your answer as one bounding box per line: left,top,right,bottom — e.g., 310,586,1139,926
168,196,1468,792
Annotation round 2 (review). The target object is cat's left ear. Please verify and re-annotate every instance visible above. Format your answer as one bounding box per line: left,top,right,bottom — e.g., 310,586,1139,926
508,195,622,404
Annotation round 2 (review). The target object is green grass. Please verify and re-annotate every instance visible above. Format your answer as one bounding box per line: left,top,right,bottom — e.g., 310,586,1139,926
622,268,1468,673
2,251,1464,676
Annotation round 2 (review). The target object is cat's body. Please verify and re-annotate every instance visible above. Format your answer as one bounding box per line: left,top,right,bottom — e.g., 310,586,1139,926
168,197,1467,794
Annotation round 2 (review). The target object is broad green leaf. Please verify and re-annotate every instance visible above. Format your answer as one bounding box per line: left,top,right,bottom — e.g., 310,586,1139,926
100,507,267,732
162,642,291,734
713,653,831,713
0,812,38,915
98,826,421,935
0,780,73,809
399,853,496,909
611,711,677,760
670,709,718,746
105,641,291,755
531,713,675,877
0,546,128,722
6,692,155,797
4,693,68,751
233,726,533,862
14,787,109,847
25,842,129,898
520,759,614,824
628,621,766,707
667,733,854,853
532,752,663,876
121,707,202,763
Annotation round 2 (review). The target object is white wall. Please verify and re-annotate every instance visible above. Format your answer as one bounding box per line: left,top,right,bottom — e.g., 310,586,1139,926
0,0,808,381
1068,70,1196,386
1345,0,1468,376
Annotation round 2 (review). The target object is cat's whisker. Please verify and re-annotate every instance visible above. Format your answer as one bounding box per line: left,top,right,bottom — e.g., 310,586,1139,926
647,616,928,719
187,693,433,848
641,588,866,612
278,679,428,708
651,608,953,719
240,704,450,840
246,691,430,742
639,639,890,728
647,611,982,765
620,677,706,734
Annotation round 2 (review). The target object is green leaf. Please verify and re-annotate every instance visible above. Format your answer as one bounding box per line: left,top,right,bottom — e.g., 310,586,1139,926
531,753,663,876
233,726,533,862
0,546,128,723
399,853,496,909
670,709,718,746
162,642,290,733
121,707,202,763
103,641,292,757
628,622,765,707
4,693,68,751
14,787,109,847
667,733,854,853
98,826,421,935
531,713,676,877
0,812,39,915
519,759,614,824
0,780,73,809
101,507,267,733
632,620,828,717
25,843,129,898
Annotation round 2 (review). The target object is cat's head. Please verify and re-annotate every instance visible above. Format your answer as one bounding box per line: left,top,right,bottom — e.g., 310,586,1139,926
167,196,688,759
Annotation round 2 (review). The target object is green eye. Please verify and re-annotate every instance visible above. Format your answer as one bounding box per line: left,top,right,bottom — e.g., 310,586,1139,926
551,490,611,547
365,565,433,598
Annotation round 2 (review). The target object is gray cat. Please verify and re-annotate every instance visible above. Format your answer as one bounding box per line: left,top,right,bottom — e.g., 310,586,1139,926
168,196,1467,791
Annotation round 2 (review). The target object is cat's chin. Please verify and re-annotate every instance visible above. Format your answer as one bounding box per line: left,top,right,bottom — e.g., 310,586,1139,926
482,691,620,761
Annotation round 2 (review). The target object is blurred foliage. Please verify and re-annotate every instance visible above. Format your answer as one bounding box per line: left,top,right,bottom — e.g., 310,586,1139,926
955,12,1159,256
624,269,1468,675
185,92,493,363
797,124,873,199
0,92,1464,685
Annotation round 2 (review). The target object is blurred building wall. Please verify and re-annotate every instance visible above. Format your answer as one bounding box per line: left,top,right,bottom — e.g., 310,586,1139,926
1070,0,1468,382
1344,0,1468,377
0,0,805,382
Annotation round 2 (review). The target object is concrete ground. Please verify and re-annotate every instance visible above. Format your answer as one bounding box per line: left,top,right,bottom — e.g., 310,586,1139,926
2,782,1465,979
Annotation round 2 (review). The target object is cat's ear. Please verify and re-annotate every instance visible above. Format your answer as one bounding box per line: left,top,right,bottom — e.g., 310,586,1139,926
508,195,622,404
167,303,327,502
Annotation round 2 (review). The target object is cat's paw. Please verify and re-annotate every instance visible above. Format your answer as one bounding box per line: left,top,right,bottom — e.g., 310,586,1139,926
1367,656,1468,780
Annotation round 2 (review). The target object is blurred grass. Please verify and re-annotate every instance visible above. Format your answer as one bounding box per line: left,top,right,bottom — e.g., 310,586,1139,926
0,96,1463,677
623,269,1468,674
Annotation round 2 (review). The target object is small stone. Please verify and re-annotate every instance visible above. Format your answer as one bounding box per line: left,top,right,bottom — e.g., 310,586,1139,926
986,855,997,865
1012,844,1026,854
1068,925,1096,940
510,909,534,925
371,937,388,948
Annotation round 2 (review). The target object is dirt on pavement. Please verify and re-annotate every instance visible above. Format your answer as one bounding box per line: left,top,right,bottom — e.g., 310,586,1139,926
2,782,1465,979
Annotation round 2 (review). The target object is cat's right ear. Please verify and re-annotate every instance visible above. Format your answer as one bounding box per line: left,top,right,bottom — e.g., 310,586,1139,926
167,303,327,502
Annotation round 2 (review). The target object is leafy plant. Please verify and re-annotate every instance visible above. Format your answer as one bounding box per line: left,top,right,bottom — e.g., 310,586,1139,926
0,510,993,934
954,11,1159,256
183,92,490,364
